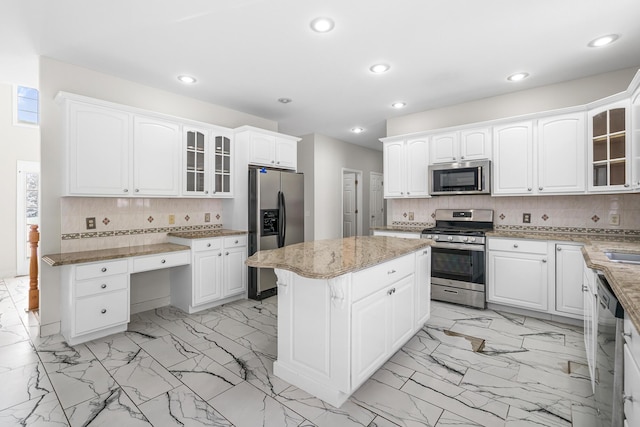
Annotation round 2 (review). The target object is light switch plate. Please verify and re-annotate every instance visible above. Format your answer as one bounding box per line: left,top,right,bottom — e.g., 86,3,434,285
204,213,211,223
408,212,414,221
169,214,175,225
86,217,96,230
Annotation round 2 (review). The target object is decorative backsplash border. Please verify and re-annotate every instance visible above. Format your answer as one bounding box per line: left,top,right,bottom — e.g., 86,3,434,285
61,223,223,240
390,221,433,228
493,224,640,236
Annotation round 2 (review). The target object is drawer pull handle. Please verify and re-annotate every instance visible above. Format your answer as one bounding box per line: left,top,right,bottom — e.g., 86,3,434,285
623,394,633,403
443,289,459,294
101,267,107,273
161,259,166,264
387,287,396,295
513,244,518,248
101,284,107,289
623,332,632,342
101,309,107,314
387,269,396,275
207,243,211,247
235,240,238,244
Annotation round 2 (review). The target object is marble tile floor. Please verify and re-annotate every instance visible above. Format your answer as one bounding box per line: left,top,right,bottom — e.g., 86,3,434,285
0,276,597,427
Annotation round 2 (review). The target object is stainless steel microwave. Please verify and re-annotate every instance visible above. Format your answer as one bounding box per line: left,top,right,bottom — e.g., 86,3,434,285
429,160,491,195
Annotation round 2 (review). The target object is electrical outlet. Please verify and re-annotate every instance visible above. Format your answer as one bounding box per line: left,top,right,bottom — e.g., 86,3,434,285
609,214,620,226
204,213,211,223
408,212,414,221
522,213,531,224
169,214,175,225
86,217,96,230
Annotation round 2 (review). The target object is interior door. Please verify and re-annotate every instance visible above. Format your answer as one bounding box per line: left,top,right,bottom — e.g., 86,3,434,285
370,172,384,228
343,172,357,237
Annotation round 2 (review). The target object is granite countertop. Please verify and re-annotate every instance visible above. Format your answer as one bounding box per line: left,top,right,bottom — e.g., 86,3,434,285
246,235,432,280
167,229,247,239
487,229,640,332
370,225,426,233
42,243,190,267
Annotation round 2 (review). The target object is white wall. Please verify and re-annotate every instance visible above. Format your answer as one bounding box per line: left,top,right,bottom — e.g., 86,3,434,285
297,134,315,241
39,57,278,334
0,84,40,278
298,133,383,240
387,67,640,137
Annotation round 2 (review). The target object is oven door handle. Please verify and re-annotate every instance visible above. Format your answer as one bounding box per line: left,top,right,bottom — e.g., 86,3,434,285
430,242,485,252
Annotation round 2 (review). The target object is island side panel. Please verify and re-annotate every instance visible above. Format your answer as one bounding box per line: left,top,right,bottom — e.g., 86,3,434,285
415,247,431,327
274,269,351,400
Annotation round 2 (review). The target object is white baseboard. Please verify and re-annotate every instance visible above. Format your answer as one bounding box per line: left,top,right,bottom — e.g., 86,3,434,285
131,296,171,315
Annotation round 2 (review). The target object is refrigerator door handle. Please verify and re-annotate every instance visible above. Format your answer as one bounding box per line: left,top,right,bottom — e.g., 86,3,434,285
281,191,287,247
277,191,284,247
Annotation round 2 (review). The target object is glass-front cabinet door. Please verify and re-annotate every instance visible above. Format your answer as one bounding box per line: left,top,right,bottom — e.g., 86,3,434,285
588,100,631,192
212,131,233,196
184,128,209,196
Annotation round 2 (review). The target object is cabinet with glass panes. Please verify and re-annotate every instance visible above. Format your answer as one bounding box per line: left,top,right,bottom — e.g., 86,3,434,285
184,128,209,196
212,131,233,196
587,100,631,191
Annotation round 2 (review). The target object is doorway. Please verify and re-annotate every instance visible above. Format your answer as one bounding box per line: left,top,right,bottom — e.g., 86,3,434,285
17,161,40,276
370,172,384,228
342,169,362,237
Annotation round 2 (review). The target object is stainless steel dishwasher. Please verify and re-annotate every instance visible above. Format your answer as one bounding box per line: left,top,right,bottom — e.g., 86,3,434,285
595,274,624,427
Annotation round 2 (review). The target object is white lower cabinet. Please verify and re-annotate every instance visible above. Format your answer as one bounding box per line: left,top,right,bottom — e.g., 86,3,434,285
273,249,429,408
624,315,640,425
583,260,598,392
169,235,247,313
487,238,548,311
61,259,130,345
555,243,585,316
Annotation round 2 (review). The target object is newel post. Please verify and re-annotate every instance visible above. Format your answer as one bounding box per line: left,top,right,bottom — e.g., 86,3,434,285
28,224,40,311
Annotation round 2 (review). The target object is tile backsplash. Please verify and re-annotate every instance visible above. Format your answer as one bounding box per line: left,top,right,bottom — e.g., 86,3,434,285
389,194,640,230
60,197,224,252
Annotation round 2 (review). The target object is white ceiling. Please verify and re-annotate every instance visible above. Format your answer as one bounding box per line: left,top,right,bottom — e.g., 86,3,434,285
3,0,640,150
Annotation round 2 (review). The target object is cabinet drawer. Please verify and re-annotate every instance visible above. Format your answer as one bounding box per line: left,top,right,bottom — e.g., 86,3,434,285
75,259,129,281
352,254,414,302
132,251,190,273
224,235,247,248
624,344,640,424
75,274,128,298
193,238,222,252
75,289,128,335
488,238,547,254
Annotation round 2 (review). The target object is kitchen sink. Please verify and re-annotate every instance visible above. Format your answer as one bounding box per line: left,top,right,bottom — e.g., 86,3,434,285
604,251,640,265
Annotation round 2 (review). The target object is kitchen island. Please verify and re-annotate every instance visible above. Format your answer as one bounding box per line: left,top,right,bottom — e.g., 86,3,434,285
246,236,432,407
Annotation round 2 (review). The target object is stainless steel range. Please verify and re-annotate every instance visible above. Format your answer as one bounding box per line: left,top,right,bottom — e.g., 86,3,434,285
421,209,493,309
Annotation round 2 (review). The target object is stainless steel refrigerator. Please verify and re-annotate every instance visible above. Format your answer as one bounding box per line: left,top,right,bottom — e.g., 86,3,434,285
248,167,304,300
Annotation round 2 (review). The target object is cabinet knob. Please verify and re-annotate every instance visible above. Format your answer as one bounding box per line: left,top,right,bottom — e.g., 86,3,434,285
101,267,107,272
277,161,280,165
453,157,456,161
271,160,275,164
539,187,543,191
624,394,634,403
400,192,404,195
205,191,209,194
623,332,632,340
207,243,211,247
218,253,222,256
161,259,166,264
101,309,107,314
542,259,547,263
513,244,518,248
407,192,410,195
624,183,630,187
123,189,128,193
235,240,238,244
387,269,396,275
527,188,532,191
135,189,140,193
557,247,562,252
582,285,588,292
225,252,229,256
101,284,107,289
460,156,465,160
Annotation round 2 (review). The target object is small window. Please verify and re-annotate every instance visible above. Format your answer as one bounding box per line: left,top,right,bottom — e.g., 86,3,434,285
16,86,39,125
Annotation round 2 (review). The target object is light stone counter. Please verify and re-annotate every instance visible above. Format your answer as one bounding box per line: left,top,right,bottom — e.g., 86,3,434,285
42,243,190,267
167,229,247,239
246,235,432,279
487,229,640,331
370,225,426,234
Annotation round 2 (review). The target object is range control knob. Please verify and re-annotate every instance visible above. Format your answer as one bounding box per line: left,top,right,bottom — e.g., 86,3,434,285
425,234,433,239
469,237,476,242
433,235,439,240
447,236,453,241
462,237,469,242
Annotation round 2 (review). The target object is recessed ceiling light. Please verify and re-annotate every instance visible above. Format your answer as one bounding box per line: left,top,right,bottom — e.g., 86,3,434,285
369,63,390,74
310,17,335,33
278,98,292,104
507,72,529,82
588,34,619,47
177,75,197,84
391,102,406,109
351,127,365,134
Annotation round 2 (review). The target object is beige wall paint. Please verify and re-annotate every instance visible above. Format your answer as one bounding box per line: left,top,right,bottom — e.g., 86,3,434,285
297,133,382,240
387,67,640,137
0,84,40,278
297,134,315,241
39,57,279,334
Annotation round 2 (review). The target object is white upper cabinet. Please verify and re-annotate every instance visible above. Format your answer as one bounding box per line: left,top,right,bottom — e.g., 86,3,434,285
211,130,234,197
430,128,491,164
587,100,632,192
492,121,534,195
241,127,299,170
383,137,429,198
133,116,181,196
537,112,586,194
183,127,210,197
67,102,131,196
630,87,640,190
